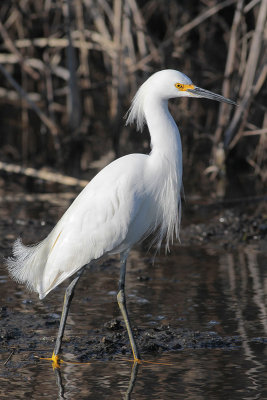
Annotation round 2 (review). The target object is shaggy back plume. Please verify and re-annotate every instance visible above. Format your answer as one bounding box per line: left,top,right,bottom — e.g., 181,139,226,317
153,155,182,254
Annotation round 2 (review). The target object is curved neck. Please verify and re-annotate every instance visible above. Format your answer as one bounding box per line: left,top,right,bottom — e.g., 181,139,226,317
144,96,182,167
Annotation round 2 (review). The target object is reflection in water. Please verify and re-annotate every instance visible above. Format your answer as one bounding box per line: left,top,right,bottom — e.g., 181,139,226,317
124,362,139,400
53,360,140,400
246,248,267,335
220,246,266,400
54,368,65,400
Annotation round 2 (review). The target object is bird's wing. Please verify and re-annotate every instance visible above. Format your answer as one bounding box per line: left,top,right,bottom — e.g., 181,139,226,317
38,154,149,297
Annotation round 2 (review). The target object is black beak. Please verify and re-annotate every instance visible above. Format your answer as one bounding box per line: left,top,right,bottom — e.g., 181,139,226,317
187,87,237,105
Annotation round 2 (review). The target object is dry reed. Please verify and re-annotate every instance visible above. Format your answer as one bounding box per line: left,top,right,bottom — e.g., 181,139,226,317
0,0,265,183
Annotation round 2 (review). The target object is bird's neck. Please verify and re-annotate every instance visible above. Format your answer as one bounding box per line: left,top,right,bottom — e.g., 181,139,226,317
144,96,182,169
143,95,182,251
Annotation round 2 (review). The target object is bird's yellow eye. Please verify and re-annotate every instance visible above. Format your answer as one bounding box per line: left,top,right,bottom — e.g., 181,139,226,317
175,82,195,91
175,83,184,90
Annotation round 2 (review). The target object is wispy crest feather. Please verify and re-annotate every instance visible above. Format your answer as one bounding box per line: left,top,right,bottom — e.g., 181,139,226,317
125,80,149,132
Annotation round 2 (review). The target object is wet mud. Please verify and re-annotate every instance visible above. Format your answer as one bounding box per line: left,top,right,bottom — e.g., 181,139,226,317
0,310,249,369
181,201,267,247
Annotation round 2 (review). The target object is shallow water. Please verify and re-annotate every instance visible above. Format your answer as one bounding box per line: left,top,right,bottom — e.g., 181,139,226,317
0,189,266,399
1,348,267,400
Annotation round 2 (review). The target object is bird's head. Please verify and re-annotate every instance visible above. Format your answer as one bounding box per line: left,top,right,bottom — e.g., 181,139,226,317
148,69,236,105
126,69,236,131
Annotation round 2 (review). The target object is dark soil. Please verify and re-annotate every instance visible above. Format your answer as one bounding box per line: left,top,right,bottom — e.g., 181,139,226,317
0,310,248,367
181,202,267,247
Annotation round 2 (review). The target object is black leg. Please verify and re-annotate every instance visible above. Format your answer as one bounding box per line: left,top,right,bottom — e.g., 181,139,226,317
117,251,141,361
53,267,85,359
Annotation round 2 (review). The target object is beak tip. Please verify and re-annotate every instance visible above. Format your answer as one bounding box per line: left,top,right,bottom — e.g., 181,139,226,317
188,87,237,106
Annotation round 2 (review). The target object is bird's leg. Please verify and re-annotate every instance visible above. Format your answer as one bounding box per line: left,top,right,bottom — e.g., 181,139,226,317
52,267,86,366
117,251,141,362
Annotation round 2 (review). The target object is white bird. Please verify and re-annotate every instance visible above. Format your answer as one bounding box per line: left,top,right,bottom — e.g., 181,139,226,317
7,69,235,366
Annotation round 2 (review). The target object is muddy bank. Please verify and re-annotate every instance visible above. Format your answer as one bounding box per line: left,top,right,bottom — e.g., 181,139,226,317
0,309,261,367
181,201,267,247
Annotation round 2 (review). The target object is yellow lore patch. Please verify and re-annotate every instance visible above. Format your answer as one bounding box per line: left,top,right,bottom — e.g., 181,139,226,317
175,83,195,91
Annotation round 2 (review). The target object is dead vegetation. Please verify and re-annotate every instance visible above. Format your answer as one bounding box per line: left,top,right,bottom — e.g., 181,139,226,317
0,0,266,183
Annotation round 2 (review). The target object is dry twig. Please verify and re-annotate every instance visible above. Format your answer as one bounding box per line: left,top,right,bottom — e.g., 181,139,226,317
0,161,88,187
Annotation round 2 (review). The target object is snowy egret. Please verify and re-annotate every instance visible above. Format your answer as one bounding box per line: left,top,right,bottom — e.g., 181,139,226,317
7,69,235,365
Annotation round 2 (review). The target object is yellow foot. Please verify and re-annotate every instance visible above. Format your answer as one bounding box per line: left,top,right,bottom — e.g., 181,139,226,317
133,356,142,364
40,352,61,369
39,353,92,368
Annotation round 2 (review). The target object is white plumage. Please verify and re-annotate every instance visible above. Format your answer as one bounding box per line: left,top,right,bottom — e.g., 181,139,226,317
7,69,235,301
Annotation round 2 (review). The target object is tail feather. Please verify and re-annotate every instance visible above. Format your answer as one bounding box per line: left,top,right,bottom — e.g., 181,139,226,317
6,236,52,296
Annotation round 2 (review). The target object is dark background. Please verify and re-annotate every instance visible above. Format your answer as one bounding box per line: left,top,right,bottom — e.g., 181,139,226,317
0,0,266,190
